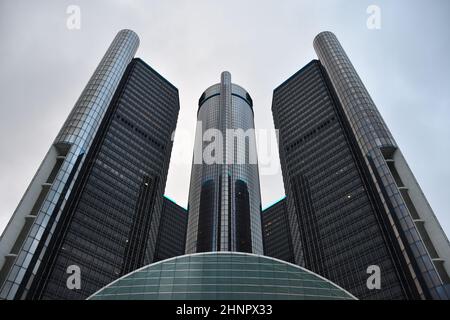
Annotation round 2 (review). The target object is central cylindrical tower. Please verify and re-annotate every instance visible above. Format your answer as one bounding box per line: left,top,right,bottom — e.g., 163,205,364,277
186,72,263,254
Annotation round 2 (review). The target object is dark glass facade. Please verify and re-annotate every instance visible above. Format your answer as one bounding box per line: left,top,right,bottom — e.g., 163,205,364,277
235,180,252,253
9,58,179,300
154,197,188,262
196,180,215,252
272,32,450,300
261,197,294,264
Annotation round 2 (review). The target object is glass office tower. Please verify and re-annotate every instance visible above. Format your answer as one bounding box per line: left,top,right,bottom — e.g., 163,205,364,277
185,72,263,254
272,31,450,299
154,196,188,262
261,197,295,263
0,30,180,299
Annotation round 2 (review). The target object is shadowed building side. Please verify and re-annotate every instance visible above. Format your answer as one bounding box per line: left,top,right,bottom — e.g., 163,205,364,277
154,197,188,262
261,197,295,264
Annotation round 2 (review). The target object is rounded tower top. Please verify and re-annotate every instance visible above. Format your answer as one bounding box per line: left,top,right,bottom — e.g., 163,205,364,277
313,31,337,48
116,29,140,48
198,72,253,111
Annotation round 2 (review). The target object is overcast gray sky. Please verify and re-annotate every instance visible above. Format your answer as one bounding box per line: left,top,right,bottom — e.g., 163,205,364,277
0,0,449,237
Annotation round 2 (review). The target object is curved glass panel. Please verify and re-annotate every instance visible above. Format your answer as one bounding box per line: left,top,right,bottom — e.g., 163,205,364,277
89,252,356,300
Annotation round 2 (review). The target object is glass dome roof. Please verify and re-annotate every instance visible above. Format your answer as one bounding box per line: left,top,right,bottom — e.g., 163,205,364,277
88,252,356,300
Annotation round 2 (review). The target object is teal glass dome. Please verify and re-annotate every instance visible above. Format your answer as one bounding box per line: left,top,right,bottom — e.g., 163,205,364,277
88,252,356,300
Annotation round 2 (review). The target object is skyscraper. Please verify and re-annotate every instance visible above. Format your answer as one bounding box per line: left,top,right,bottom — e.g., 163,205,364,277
261,197,295,263
185,72,263,254
154,196,188,262
0,30,180,299
272,31,450,299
